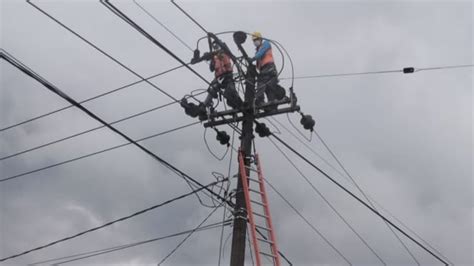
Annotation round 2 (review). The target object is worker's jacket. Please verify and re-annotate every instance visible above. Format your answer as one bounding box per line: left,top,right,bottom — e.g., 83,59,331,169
254,40,274,70
212,52,233,78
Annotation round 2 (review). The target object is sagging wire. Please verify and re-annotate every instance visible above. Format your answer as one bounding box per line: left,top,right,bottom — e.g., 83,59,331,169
263,117,282,135
287,112,313,142
203,127,230,161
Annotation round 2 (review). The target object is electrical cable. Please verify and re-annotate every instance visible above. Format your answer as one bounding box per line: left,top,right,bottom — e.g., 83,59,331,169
273,116,450,264
312,129,421,265
0,61,187,133
267,137,386,265
100,0,211,86
157,193,230,265
0,179,226,262
286,112,312,142
170,0,208,34
27,0,179,102
1,50,233,213
29,220,232,265
262,177,352,265
270,116,346,178
203,127,230,161
0,121,198,183
133,0,194,51
218,126,236,265
0,100,177,161
266,131,449,265
280,64,473,80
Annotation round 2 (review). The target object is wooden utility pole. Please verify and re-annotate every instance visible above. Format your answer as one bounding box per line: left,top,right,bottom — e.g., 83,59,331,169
229,63,256,266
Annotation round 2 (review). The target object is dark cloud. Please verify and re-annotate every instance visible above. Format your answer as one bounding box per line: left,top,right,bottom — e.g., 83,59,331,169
1,0,472,265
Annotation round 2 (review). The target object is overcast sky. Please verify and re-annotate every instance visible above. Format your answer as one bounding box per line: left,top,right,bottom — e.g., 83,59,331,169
1,0,472,265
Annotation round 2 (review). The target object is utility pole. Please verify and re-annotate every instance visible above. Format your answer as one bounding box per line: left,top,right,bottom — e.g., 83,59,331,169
229,62,256,266
198,31,300,266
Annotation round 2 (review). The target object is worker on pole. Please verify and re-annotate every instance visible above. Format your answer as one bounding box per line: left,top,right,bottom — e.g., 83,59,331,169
186,41,242,117
250,32,285,111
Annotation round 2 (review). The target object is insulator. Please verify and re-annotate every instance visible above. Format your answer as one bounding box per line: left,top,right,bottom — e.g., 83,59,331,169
180,98,200,118
300,114,315,131
216,130,230,146
255,122,271,137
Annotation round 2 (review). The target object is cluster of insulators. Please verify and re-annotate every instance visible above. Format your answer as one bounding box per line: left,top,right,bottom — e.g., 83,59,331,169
215,129,230,146
300,112,315,131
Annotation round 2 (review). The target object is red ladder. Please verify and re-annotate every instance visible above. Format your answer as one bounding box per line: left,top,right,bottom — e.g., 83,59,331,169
238,151,281,266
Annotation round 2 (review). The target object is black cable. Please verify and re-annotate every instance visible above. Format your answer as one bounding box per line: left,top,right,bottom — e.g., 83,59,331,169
312,129,421,265
170,0,208,34
286,113,312,142
0,100,176,161
267,138,386,265
133,0,194,51
0,63,188,134
0,121,199,183
157,194,229,265
27,0,179,102
262,177,352,265
270,116,345,177
274,116,449,264
203,127,229,161
267,131,449,265
100,0,211,86
29,220,232,265
280,64,473,80
1,50,232,212
0,179,226,262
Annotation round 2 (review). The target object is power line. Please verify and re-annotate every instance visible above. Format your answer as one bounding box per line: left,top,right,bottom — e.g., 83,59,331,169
29,220,232,265
280,64,473,80
27,0,179,102
0,121,199,183
274,114,451,264
267,131,449,265
157,194,229,265
267,137,386,265
0,63,186,134
170,0,208,34
1,49,232,212
0,179,226,262
100,0,211,86
0,100,177,161
262,177,352,265
133,0,194,51
312,129,421,265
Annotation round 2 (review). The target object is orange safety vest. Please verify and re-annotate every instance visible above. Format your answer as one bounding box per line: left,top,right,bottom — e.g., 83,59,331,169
213,53,233,78
256,46,274,70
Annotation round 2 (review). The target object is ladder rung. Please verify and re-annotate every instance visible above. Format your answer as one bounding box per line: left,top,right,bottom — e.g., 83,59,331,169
255,224,271,231
249,188,263,195
253,212,269,219
257,237,274,245
250,199,266,207
247,177,261,183
245,166,258,172
260,251,277,258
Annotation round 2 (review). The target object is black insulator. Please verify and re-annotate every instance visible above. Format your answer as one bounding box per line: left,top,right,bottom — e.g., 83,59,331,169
181,98,200,118
403,67,415,74
255,122,271,137
300,114,315,131
216,130,230,146
233,31,247,45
